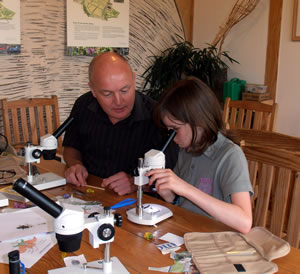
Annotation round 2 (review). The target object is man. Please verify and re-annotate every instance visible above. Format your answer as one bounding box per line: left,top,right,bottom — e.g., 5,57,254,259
63,52,177,195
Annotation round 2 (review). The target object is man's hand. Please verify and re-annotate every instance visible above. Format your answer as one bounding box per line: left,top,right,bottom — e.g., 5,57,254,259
101,172,137,195
65,164,88,187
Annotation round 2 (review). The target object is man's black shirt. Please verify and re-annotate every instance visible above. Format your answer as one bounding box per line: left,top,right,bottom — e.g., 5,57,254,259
63,91,178,178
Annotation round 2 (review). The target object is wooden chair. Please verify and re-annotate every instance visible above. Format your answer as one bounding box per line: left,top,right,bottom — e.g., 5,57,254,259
223,97,278,131
241,140,300,248
229,128,300,154
0,95,63,155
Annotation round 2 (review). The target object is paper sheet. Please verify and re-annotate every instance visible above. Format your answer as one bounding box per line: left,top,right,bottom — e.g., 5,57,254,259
57,197,103,216
0,232,56,268
0,206,53,242
149,251,199,273
159,233,184,246
64,254,87,267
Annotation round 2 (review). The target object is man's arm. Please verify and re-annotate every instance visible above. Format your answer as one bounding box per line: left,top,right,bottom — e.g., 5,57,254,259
63,146,88,186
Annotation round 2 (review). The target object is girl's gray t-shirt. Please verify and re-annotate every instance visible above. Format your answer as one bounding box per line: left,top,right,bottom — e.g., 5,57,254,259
174,132,253,218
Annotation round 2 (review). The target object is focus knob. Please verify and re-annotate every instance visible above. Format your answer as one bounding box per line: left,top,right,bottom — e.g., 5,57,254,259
32,149,42,159
114,213,122,227
97,224,115,241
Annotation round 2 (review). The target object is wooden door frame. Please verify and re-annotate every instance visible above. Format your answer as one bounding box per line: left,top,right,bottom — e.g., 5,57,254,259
264,0,283,100
175,0,194,42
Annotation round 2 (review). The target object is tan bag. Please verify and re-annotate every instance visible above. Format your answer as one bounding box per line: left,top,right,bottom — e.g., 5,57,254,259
184,227,290,273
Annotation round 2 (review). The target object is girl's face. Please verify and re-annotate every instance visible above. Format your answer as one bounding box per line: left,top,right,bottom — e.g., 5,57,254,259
162,114,204,149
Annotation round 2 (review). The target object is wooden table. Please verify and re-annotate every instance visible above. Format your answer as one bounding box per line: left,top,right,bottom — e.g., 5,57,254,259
1,159,299,273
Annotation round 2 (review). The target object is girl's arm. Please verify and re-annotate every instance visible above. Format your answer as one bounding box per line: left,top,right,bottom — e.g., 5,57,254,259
182,183,252,234
147,168,252,234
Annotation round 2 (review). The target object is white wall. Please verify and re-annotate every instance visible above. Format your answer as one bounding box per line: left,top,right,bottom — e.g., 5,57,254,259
193,0,269,84
276,0,300,137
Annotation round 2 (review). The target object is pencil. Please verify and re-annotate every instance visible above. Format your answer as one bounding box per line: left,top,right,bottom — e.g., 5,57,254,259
226,250,256,255
85,184,105,191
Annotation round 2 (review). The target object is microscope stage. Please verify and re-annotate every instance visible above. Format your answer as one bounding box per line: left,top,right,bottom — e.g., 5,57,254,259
126,203,173,225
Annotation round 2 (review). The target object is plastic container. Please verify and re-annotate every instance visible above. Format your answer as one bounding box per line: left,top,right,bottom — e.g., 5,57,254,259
223,78,246,102
245,83,267,94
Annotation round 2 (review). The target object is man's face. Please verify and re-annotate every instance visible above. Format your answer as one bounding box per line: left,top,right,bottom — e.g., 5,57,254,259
89,61,136,124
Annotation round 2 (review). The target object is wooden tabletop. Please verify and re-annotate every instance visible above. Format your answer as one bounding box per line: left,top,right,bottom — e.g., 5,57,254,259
1,159,299,273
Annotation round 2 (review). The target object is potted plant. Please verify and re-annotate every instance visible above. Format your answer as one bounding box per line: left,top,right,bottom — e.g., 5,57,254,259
142,41,238,102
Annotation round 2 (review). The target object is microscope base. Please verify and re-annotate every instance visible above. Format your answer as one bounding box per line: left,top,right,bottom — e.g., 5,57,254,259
48,257,129,273
126,203,173,225
0,193,9,207
27,172,66,191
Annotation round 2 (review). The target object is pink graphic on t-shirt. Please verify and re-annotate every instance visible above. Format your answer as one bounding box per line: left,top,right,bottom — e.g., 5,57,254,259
198,178,213,194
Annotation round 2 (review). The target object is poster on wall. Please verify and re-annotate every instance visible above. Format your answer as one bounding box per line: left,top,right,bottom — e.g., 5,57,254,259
0,0,20,54
66,0,129,56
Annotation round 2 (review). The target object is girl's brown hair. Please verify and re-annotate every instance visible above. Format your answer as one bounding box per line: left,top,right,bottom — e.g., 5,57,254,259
154,76,228,154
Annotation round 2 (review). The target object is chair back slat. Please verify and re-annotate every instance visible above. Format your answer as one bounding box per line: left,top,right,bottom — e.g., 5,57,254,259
261,112,271,130
20,108,29,142
29,106,38,145
244,109,253,129
248,160,258,209
287,174,300,247
252,111,263,129
229,107,237,128
253,163,274,227
37,105,46,136
236,108,245,128
270,168,291,238
45,105,53,133
11,108,21,144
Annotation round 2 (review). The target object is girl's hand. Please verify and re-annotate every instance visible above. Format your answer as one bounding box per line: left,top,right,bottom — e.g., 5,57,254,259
146,168,189,202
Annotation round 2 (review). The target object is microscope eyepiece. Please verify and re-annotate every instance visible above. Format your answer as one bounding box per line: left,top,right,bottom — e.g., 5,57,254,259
13,178,63,218
161,129,176,153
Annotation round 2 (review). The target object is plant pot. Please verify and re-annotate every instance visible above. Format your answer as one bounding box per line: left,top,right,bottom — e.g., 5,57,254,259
211,68,227,105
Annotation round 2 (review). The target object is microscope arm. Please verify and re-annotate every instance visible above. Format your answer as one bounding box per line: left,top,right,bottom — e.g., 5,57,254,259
40,116,74,151
25,116,74,164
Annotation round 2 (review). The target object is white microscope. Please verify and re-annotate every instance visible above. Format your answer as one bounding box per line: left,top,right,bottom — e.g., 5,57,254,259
24,117,73,191
127,130,176,226
13,178,129,273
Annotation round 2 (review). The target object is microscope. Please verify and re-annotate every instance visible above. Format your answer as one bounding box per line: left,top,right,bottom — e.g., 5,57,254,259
24,117,73,191
13,178,129,273
127,130,176,226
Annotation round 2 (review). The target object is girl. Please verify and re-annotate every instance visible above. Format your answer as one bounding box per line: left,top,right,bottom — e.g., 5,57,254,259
147,77,253,234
